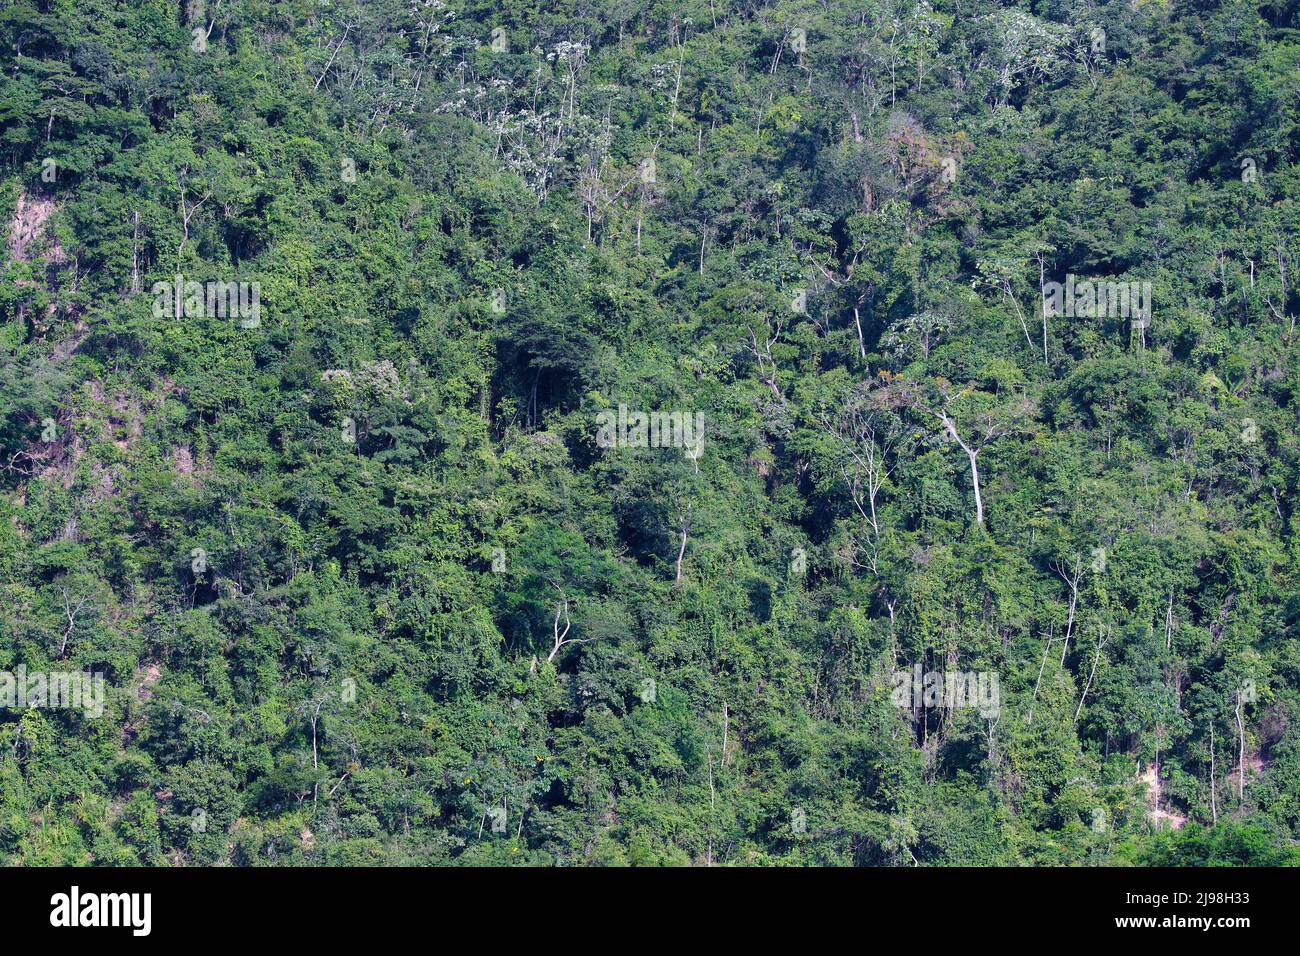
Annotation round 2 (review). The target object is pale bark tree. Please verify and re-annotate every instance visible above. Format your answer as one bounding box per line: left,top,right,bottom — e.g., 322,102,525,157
55,579,96,659
1266,237,1296,341
1050,556,1082,664
852,292,868,360
1164,588,1176,652
545,583,581,662
300,691,334,805
1235,688,1247,801
875,376,1026,527
937,405,989,524
811,252,870,360
1075,623,1110,723
1026,626,1054,726
175,165,213,268
820,397,896,572
1209,720,1218,824
744,315,787,404
314,21,354,91
670,491,693,583
910,392,1024,524
1035,247,1052,365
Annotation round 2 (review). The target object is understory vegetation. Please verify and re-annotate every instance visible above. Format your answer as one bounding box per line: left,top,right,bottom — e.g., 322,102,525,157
2,0,1300,865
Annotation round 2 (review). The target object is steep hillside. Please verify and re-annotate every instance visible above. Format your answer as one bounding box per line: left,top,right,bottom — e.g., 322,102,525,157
1,0,1299,866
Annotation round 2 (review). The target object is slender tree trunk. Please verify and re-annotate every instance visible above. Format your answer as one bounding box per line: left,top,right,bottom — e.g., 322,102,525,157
315,24,352,90
1164,588,1175,652
966,450,984,525
720,702,729,767
130,211,141,293
935,410,984,525
1236,691,1246,801
706,752,715,866
1075,625,1108,723
1029,632,1050,723
1027,630,1053,725
1062,562,1079,665
1210,721,1218,824
1038,254,1049,365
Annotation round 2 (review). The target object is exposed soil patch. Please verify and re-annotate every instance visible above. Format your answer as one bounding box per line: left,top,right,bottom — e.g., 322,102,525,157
1139,764,1187,830
137,663,163,701
173,445,196,475
7,192,57,264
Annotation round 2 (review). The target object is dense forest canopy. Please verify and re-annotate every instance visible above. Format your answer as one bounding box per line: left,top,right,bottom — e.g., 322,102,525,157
2,0,1299,866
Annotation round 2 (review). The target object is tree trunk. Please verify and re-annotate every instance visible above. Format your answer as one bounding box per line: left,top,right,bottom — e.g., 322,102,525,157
935,410,984,526
1210,721,1218,824
1236,692,1246,801
966,450,984,525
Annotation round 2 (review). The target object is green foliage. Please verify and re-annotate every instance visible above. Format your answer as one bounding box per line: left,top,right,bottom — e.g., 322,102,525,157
0,0,1297,866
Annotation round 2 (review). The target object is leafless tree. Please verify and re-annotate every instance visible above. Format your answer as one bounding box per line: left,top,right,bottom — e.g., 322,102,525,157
1050,555,1082,664
314,20,355,91
545,581,593,663
820,395,896,572
56,583,93,659
743,314,788,405
1075,623,1110,723
175,165,213,268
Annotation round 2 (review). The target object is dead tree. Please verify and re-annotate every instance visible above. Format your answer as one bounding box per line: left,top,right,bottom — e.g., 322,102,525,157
880,379,1030,527
56,584,93,659
820,396,895,572
1075,623,1110,723
743,314,788,405
668,487,694,583
545,583,580,663
1050,555,1082,664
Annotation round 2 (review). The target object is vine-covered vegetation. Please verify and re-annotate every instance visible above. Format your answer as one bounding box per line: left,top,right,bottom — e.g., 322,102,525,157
2,0,1299,865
